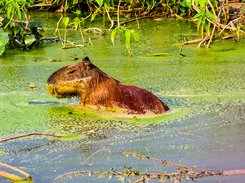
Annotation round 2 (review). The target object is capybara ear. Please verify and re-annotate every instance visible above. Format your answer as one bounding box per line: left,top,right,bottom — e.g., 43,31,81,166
82,56,90,62
81,56,94,70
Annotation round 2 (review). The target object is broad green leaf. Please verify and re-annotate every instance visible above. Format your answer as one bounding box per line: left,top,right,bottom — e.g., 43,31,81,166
96,0,103,7
73,17,80,29
213,0,219,7
0,28,9,55
91,9,98,21
104,0,110,6
75,10,81,16
204,21,211,35
181,0,191,8
180,7,186,14
13,26,21,36
73,0,78,4
24,34,36,46
124,29,131,46
54,134,87,141
14,1,22,19
111,26,119,45
62,17,70,27
131,30,140,42
193,12,202,19
7,6,12,18
197,16,203,30
206,11,217,22
198,0,206,8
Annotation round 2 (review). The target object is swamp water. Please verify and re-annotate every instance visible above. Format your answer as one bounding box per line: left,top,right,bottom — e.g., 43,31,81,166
0,14,245,182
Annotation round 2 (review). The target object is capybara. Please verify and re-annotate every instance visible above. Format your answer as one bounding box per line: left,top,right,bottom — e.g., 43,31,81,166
47,57,169,114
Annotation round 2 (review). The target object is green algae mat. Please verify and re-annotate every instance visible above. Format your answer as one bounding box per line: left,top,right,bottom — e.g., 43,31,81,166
0,16,245,182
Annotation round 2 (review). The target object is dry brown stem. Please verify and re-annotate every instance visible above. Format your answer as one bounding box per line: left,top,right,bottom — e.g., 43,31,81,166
52,151,245,183
111,149,190,169
0,132,64,143
182,38,203,45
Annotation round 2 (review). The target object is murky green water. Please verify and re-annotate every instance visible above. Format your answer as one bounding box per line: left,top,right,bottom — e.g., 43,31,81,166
0,13,245,182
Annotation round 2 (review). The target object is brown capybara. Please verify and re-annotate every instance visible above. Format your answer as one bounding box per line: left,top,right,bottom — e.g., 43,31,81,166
47,57,169,114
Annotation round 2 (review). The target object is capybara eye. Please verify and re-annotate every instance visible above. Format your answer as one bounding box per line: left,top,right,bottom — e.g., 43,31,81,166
67,70,76,74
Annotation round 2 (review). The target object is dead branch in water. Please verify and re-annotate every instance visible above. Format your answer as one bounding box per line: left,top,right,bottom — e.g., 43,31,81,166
52,148,245,182
1,133,244,182
0,132,65,181
0,170,24,181
0,132,64,143
0,162,32,181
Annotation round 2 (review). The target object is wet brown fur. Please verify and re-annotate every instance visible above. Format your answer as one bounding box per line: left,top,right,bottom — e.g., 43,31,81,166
47,57,169,114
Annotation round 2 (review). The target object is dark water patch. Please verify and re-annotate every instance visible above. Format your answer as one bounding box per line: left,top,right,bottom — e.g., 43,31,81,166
28,100,60,105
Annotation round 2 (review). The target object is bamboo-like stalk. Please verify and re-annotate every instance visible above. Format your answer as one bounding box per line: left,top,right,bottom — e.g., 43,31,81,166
0,170,24,181
117,0,122,26
0,162,31,178
206,0,217,18
206,25,216,48
54,15,63,47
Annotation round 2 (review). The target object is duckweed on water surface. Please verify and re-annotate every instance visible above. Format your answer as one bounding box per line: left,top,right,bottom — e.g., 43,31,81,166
0,17,245,182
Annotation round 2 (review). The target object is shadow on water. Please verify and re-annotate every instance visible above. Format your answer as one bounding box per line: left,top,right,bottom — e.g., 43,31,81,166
0,14,245,182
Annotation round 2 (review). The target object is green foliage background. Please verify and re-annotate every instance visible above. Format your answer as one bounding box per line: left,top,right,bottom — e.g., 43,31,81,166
0,0,243,55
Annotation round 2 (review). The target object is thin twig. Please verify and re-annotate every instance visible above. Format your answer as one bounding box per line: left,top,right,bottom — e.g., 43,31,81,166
82,148,190,169
0,132,64,143
197,36,209,48
117,0,122,26
182,38,203,45
82,148,112,165
206,0,217,18
206,25,216,48
112,149,190,169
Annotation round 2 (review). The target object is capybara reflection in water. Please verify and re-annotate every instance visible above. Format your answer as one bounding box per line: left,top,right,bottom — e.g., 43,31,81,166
47,57,169,114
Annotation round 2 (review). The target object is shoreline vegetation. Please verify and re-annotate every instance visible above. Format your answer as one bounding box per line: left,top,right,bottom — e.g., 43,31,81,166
0,0,244,55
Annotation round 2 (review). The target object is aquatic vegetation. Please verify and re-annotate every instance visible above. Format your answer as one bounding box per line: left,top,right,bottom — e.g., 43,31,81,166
0,10,244,182
0,0,244,55
0,27,9,55
50,149,245,182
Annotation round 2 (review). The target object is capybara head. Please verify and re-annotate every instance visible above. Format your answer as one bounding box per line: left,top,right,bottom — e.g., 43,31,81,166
47,57,108,98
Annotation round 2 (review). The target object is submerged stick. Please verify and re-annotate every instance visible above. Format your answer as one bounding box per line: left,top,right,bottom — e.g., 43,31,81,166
0,162,31,178
111,149,191,169
52,147,245,183
0,170,24,181
0,132,64,143
223,170,245,176
81,148,190,169
182,38,203,45
0,162,32,181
